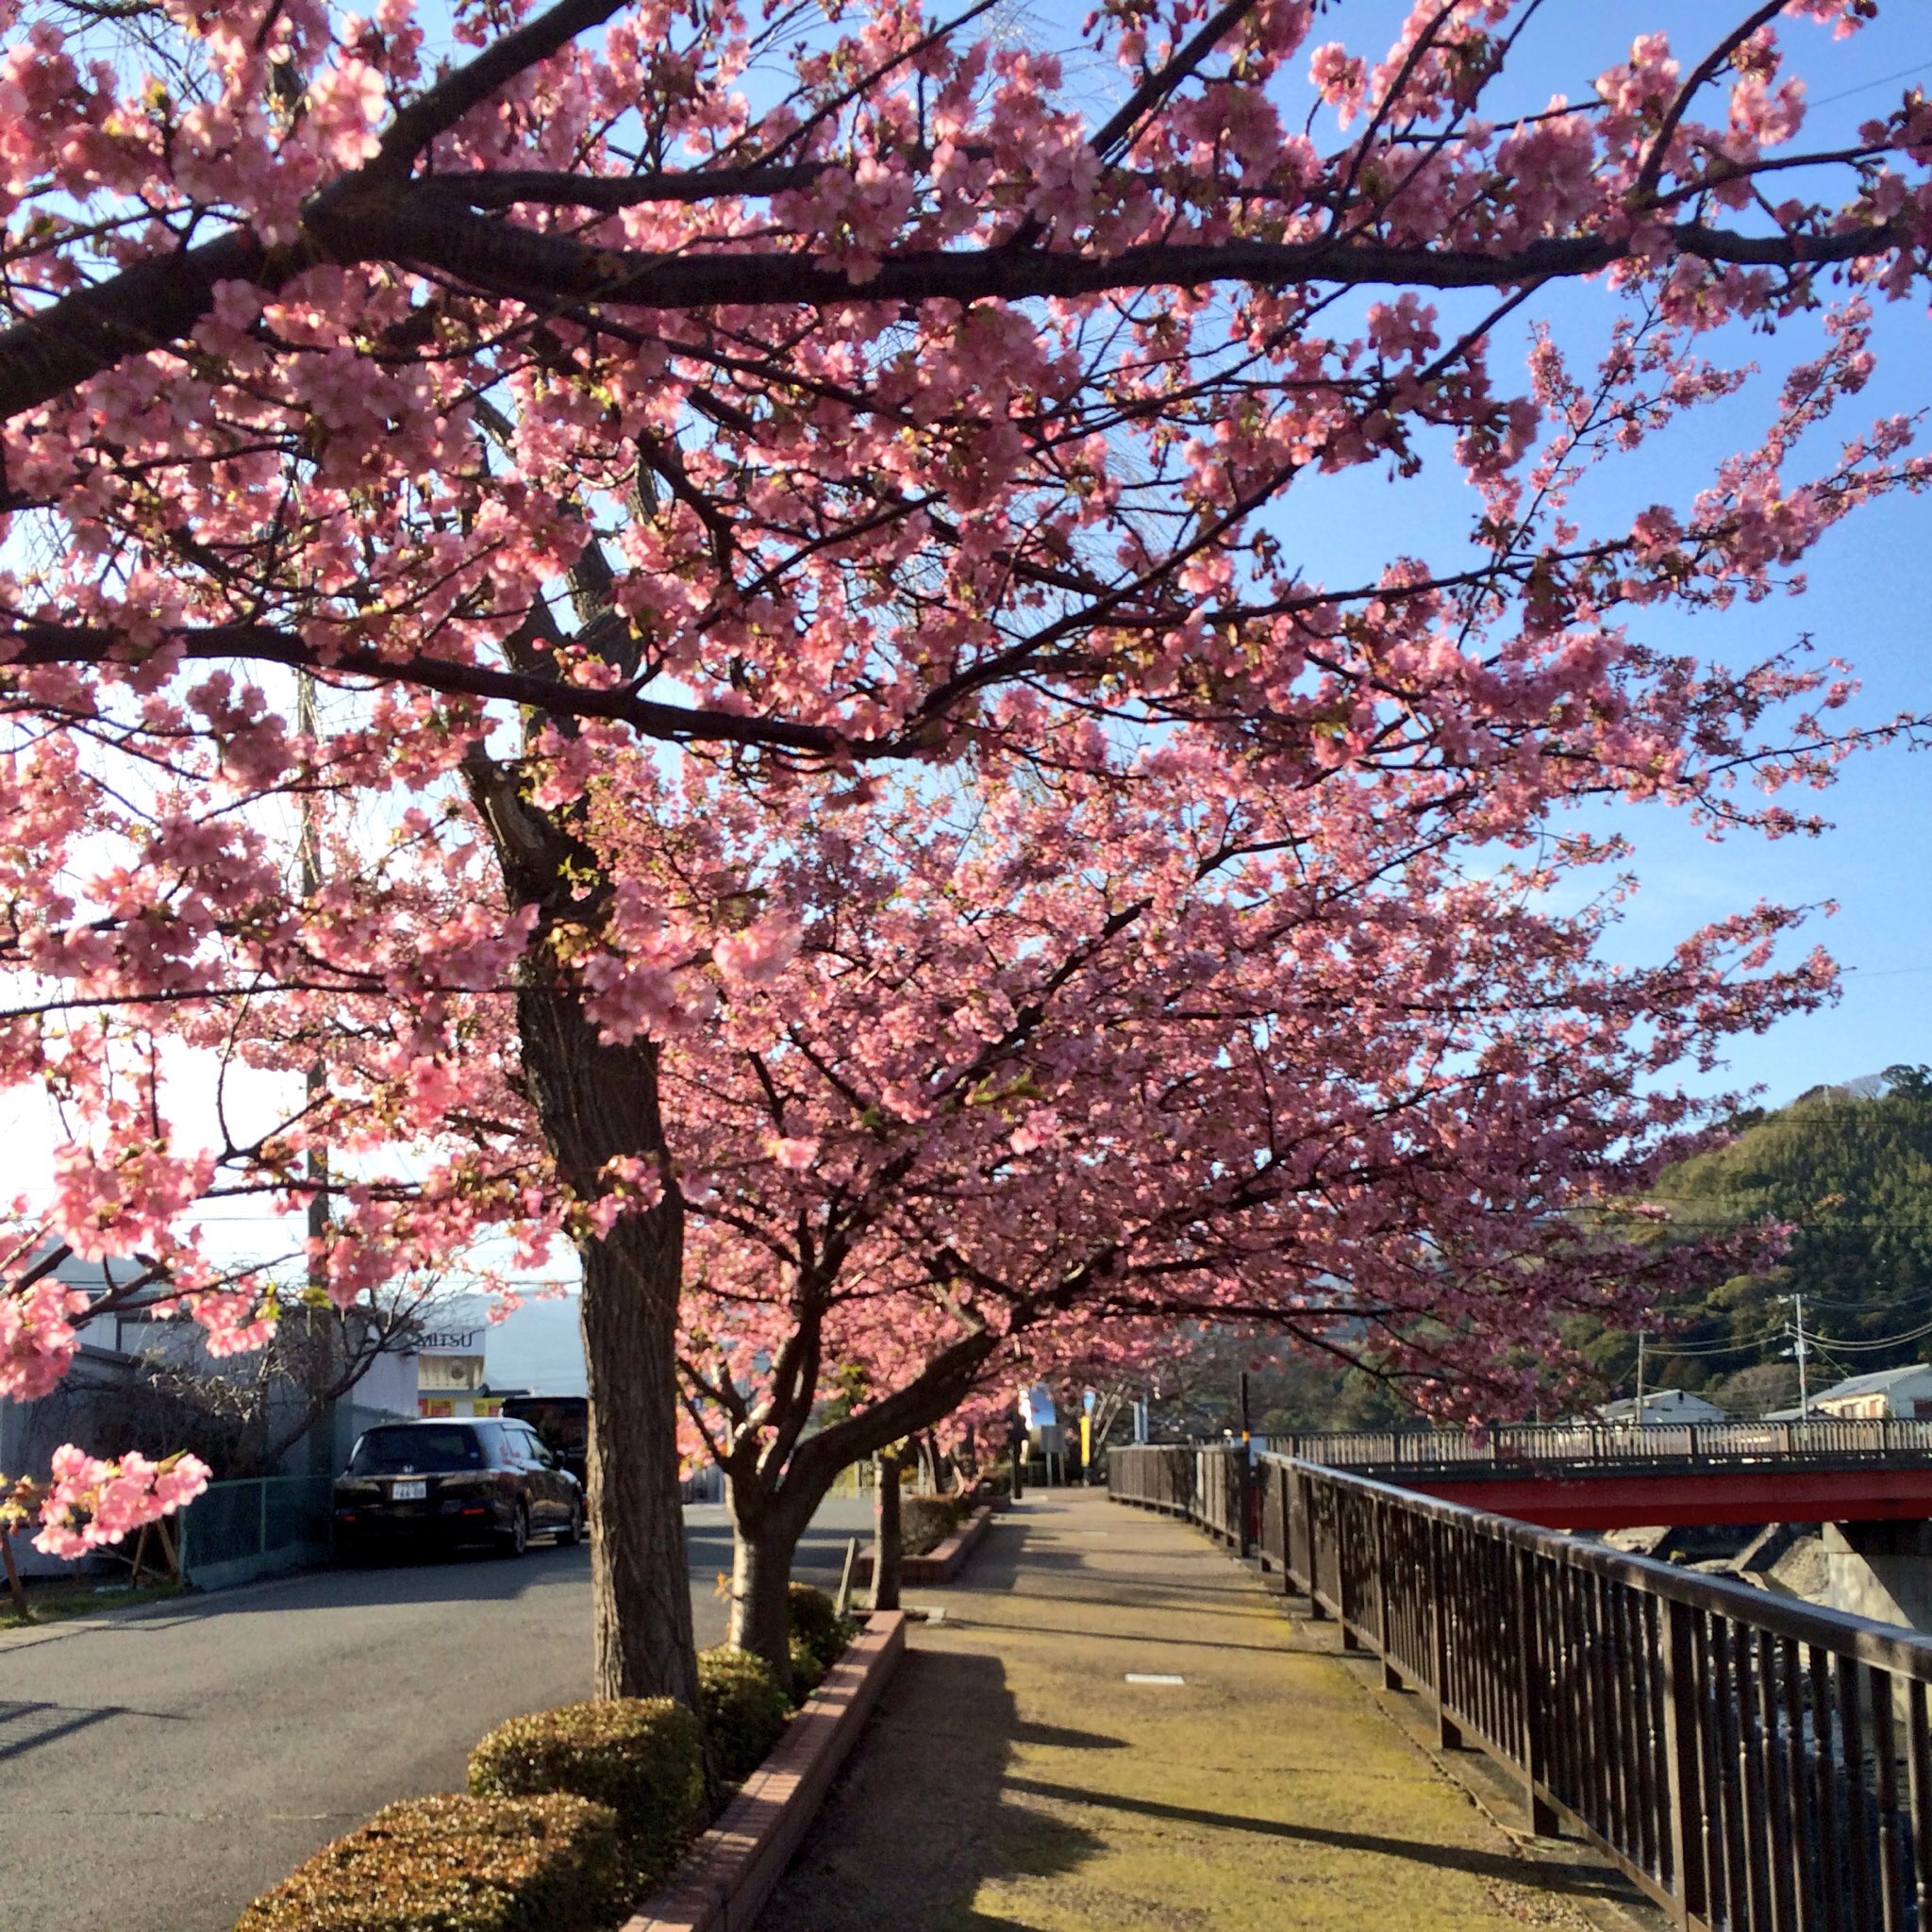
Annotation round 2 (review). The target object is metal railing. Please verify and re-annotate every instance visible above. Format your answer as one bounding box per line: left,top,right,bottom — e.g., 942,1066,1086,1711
1112,1443,1932,1932
176,1475,334,1591
1265,1419,1932,1473
1107,1441,1251,1552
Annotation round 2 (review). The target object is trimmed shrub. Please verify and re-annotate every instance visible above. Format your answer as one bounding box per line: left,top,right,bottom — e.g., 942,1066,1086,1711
788,1631,827,1704
468,1698,704,1892
231,1792,618,1932
696,1645,791,1784
787,1581,854,1673
902,1493,965,1557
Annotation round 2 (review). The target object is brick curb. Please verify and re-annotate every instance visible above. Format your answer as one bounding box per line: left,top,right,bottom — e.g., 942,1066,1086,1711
621,1609,907,1932
852,1502,997,1587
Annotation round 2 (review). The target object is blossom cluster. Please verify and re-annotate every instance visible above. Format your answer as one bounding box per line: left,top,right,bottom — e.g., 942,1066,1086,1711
3,1446,210,1559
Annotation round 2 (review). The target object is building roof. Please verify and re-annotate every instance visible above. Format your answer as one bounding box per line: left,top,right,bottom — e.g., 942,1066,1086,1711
1597,1388,1727,1422
1808,1362,1932,1404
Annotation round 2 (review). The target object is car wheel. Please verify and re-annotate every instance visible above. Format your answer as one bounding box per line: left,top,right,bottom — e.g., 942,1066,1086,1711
558,1497,583,1547
501,1502,529,1558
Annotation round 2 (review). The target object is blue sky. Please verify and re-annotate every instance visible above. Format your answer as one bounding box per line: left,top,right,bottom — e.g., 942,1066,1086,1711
1254,1,1932,1109
1547,7,1932,1107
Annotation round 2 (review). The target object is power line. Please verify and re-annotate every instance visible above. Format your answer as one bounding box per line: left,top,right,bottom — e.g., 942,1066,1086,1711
1807,1314,1932,1354
1810,61,1930,110
1799,1284,1932,1313
1641,1331,1786,1359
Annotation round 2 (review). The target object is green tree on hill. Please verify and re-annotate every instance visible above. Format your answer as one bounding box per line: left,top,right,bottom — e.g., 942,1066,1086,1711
1588,1068,1932,1407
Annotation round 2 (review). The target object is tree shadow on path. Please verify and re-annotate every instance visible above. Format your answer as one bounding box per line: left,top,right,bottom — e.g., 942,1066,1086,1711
998,1775,1636,1904
752,1647,1108,1931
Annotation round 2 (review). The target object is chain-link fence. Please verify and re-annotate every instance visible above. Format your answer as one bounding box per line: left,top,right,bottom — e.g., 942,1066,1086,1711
175,1474,335,1591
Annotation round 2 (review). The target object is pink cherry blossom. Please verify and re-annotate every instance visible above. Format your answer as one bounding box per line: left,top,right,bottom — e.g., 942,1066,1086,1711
0,0,1922,1707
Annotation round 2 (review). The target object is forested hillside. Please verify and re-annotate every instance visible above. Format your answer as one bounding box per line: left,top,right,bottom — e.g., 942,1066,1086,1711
1570,1068,1932,1414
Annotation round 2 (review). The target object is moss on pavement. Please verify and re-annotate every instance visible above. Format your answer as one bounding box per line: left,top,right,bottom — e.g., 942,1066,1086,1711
758,1489,1637,1932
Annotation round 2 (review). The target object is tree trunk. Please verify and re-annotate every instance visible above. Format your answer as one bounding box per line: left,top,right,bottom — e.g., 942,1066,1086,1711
466,641,699,1707
708,1325,998,1683
517,977,698,1707
580,1221,698,1707
872,1449,903,1612
724,1470,803,1689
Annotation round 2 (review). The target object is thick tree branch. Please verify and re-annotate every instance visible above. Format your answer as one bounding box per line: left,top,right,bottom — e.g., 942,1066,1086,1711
1,620,848,756
0,189,1907,425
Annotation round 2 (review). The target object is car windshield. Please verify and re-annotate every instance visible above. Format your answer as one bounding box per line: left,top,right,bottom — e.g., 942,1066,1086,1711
506,1399,587,1452
347,1425,484,1474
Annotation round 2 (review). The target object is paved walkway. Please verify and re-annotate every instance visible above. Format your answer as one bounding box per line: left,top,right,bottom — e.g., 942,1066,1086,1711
759,1489,1645,1932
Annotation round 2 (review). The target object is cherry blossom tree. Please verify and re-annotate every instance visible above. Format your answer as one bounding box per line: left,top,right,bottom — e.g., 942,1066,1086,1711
1,0,1930,1701
649,741,1829,1672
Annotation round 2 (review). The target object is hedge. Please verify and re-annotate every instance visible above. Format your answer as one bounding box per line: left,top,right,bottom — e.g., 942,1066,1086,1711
696,1645,791,1785
231,1792,618,1932
468,1697,705,1891
788,1582,854,1670
902,1493,966,1557
788,1631,828,1701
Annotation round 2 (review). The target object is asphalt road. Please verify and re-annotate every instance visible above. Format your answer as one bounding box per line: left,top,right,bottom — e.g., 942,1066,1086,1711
0,1497,875,1932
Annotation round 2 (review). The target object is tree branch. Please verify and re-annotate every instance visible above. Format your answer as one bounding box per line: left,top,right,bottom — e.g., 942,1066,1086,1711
0,188,1907,425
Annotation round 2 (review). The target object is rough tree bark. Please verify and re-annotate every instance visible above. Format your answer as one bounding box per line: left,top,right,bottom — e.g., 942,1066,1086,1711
723,1469,806,1676
871,1447,904,1613
713,1322,997,1680
515,978,699,1707
468,719,701,1707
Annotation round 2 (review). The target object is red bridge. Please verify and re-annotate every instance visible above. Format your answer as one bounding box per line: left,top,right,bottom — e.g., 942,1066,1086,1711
1264,1419,1932,1528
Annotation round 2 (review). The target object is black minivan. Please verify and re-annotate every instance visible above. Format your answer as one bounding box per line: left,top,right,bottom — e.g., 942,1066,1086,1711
501,1394,590,1486
332,1417,584,1560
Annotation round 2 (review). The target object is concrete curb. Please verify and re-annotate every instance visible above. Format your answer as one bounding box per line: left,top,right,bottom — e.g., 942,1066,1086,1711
622,1609,908,1932
852,1503,997,1587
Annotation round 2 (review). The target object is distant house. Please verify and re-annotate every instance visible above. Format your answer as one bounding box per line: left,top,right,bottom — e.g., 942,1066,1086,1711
2,1255,423,1575
1597,1388,1729,1426
1804,1363,1932,1420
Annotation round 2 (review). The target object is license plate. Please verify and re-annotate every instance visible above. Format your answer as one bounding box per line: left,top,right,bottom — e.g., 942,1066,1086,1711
391,1479,426,1501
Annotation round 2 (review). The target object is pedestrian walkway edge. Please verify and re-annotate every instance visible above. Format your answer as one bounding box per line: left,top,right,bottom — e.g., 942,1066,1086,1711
624,1608,907,1932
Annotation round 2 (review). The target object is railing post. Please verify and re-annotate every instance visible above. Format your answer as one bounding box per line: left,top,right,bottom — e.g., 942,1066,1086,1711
1660,1597,1708,1929
1233,1444,1253,1559
1512,1542,1560,1837
1298,1468,1327,1619
1374,1500,1403,1690
1339,1492,1365,1652
1274,1462,1291,1588
1429,1517,1462,1749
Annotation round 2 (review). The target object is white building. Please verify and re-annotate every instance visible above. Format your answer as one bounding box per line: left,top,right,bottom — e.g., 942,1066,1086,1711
414,1294,588,1417
1803,1363,1932,1420
1597,1388,1728,1426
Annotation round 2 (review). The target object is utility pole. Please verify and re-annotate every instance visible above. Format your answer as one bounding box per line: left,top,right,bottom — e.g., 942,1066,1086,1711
1793,1292,1810,1420
1634,1332,1646,1423
298,674,330,1278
